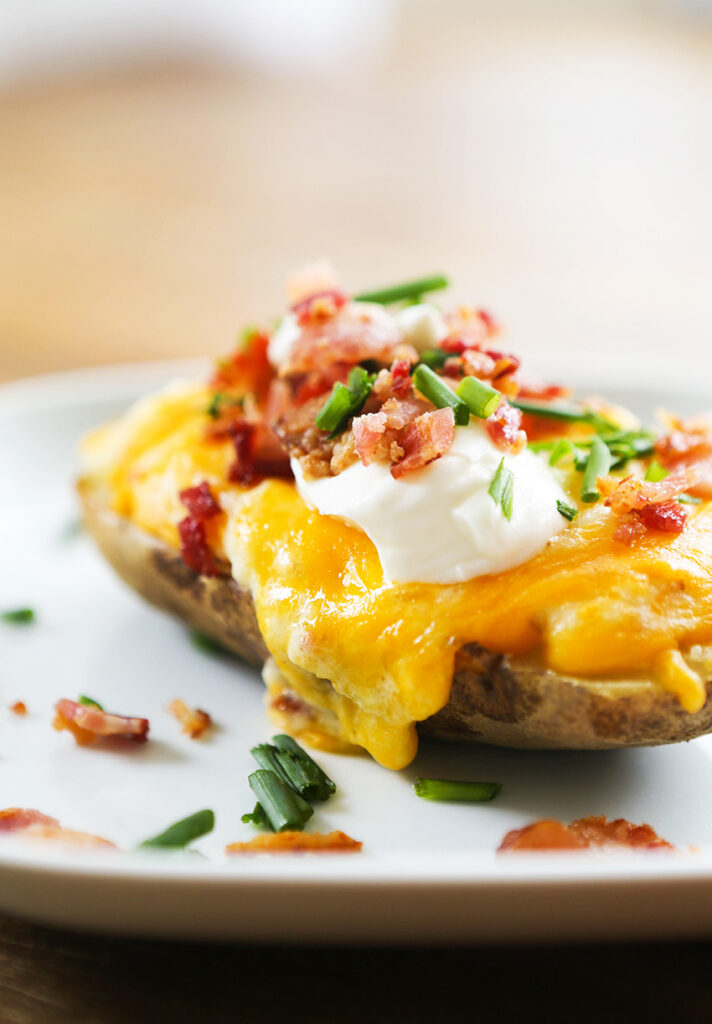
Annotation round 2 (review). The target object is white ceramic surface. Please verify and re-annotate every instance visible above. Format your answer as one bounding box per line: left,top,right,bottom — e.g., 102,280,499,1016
3,357,712,944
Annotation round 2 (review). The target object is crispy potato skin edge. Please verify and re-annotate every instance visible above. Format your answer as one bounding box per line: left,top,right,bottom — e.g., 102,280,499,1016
78,478,712,751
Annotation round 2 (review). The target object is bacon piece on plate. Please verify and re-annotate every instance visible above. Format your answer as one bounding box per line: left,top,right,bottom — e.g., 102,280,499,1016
597,469,698,545
177,481,223,577
283,303,401,377
655,417,712,498
53,699,149,746
168,698,212,739
226,830,362,854
390,407,455,479
498,815,673,852
0,808,116,848
9,701,27,715
352,411,388,466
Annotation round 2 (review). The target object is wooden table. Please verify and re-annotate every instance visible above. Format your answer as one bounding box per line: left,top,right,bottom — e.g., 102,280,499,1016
2,8,712,1019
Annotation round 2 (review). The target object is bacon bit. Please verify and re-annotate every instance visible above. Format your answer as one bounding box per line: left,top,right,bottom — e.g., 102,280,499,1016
178,516,219,576
9,701,27,716
179,481,221,520
53,699,149,746
168,698,212,739
498,815,673,852
226,830,362,854
227,420,292,486
292,364,350,406
476,308,499,334
352,411,387,466
0,808,115,848
283,303,401,377
655,417,712,497
485,401,527,453
461,349,497,379
486,350,521,380
391,407,455,479
598,469,697,545
291,289,348,326
517,380,573,401
210,330,273,403
390,358,412,398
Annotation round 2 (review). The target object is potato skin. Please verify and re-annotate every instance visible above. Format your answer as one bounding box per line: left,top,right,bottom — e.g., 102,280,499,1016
79,479,712,751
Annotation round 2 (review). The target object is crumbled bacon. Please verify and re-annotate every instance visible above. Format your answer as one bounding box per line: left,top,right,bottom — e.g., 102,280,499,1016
168,699,212,739
486,350,521,380
485,401,527,453
210,330,273,404
226,830,362,854
282,303,401,377
53,699,149,746
517,380,573,401
178,516,218,576
179,481,221,520
291,289,348,326
391,407,455,479
352,411,388,466
655,417,712,497
0,808,115,848
498,815,673,852
390,358,412,398
9,701,27,716
227,420,292,486
598,469,697,545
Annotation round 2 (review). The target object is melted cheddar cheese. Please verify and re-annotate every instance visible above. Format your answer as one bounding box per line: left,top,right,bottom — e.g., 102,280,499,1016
83,384,712,769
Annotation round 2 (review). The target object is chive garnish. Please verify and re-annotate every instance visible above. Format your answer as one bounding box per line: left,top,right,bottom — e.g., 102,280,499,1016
419,348,449,370
489,458,514,520
1,608,35,624
78,695,104,711
189,630,225,656
354,274,449,306
272,734,337,801
678,493,702,505
645,460,668,482
557,499,578,522
580,435,613,503
207,393,244,419
456,376,501,419
412,364,469,425
315,366,375,437
139,809,215,849
241,803,270,828
247,770,313,832
510,398,614,430
414,778,502,802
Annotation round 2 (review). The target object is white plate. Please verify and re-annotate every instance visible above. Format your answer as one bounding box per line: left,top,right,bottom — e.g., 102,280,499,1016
3,356,712,944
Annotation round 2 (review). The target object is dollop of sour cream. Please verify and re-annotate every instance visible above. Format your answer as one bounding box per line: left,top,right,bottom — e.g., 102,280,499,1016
292,423,568,584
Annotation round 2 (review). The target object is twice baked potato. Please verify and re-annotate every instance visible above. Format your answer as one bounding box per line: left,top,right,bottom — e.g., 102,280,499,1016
78,271,712,769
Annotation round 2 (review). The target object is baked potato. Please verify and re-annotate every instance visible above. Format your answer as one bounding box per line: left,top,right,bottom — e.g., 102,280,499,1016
77,270,712,769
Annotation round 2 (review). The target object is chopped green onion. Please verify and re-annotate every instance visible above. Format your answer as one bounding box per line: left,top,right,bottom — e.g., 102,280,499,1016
456,376,501,419
1,608,35,624
488,458,514,520
189,630,225,656
557,499,578,521
414,778,502,802
59,517,83,542
354,274,449,306
510,398,596,423
678,493,702,505
272,734,337,801
139,809,215,849
418,348,449,370
207,392,243,419
548,438,576,466
580,435,612,503
78,695,104,711
241,803,269,828
315,366,375,437
247,770,313,832
412,364,469,425
645,460,669,482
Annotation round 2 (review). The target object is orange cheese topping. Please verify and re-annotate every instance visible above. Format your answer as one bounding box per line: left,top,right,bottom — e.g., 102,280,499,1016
84,385,712,768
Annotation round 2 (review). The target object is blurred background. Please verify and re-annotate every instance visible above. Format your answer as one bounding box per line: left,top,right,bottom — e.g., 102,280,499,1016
1,0,711,382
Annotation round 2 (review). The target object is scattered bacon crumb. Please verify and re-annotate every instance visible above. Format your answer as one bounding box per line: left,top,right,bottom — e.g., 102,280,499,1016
516,380,573,401
391,407,455,479
655,416,712,498
498,815,673,852
0,808,115,848
177,480,223,577
53,699,149,746
283,303,401,377
227,420,292,487
9,701,27,716
168,699,212,739
210,330,273,403
598,470,698,545
485,401,527,453
291,289,348,326
226,830,362,854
